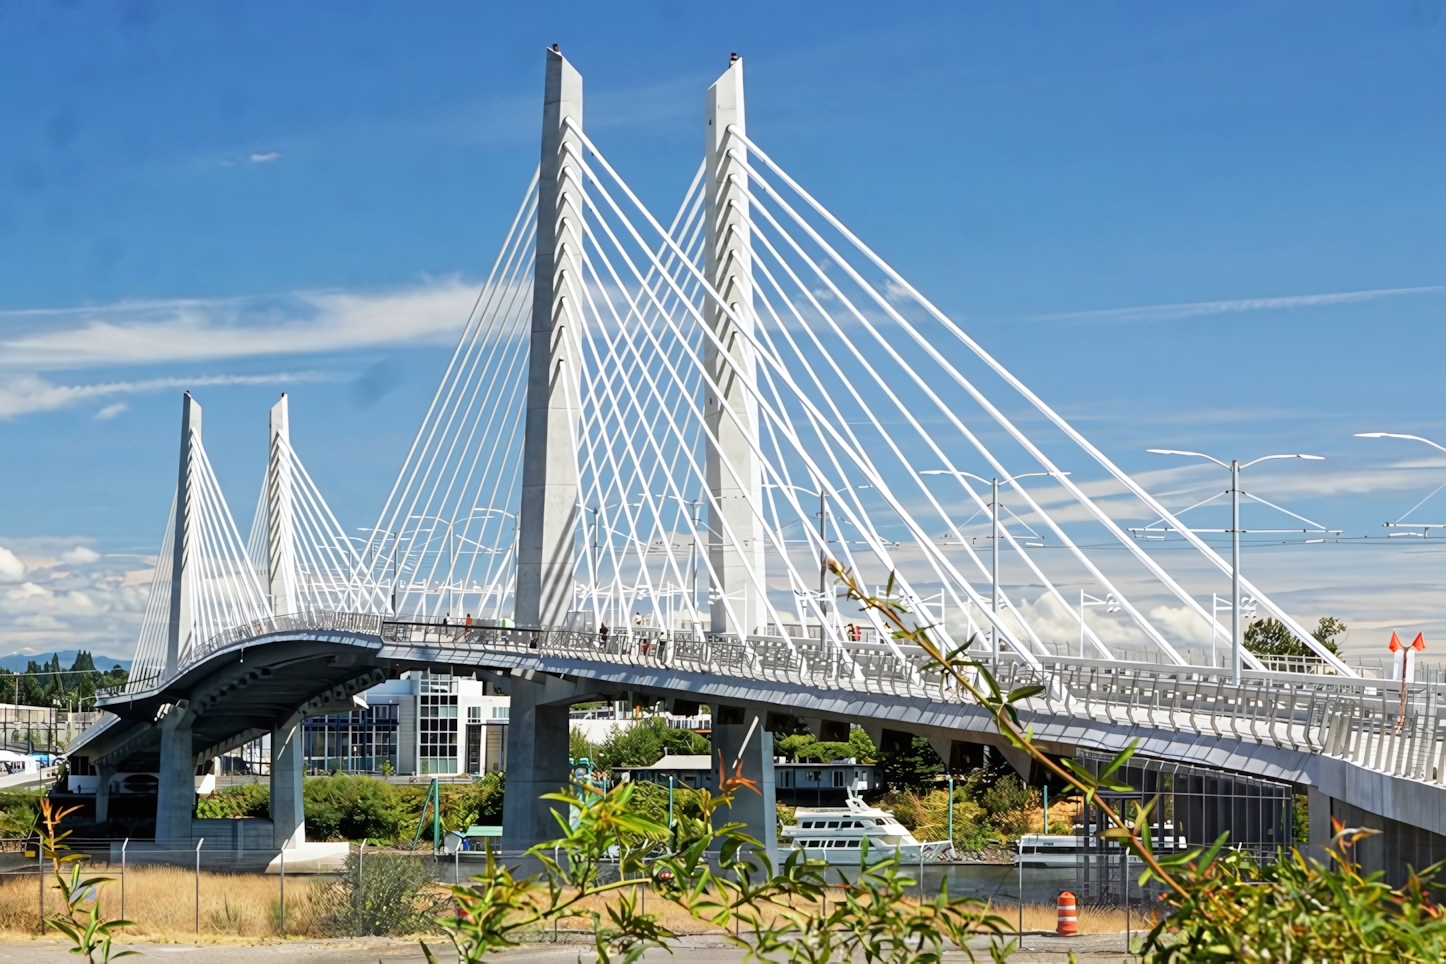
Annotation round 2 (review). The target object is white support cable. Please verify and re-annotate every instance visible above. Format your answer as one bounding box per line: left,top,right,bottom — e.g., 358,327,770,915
393,255,535,615
573,182,837,651
367,173,539,568
575,233,715,631
572,222,725,632
732,164,1187,664
566,137,1032,665
731,132,1331,673
741,203,1101,660
568,139,985,663
743,216,1062,658
394,235,538,614
377,212,537,607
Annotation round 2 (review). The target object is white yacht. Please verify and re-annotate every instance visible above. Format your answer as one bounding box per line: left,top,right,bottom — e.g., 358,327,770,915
781,793,954,863
1015,828,1187,868
1015,834,1090,868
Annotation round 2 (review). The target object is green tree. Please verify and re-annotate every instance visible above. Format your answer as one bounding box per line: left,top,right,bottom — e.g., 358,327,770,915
592,717,709,771
1245,615,1346,659
777,727,876,764
874,734,942,792
455,772,505,827
569,726,594,763
304,774,403,841
195,783,269,819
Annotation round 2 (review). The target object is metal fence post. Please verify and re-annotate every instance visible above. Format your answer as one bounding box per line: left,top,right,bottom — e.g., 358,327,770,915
279,846,286,935
194,837,204,934
120,838,128,925
357,840,365,936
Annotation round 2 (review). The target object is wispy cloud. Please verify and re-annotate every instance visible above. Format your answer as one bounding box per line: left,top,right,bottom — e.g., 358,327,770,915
1033,285,1445,325
0,277,486,371
249,152,281,164
0,372,334,419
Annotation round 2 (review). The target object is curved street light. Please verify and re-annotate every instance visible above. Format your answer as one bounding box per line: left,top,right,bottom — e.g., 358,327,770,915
1146,450,1323,679
920,469,1064,663
1354,433,1446,536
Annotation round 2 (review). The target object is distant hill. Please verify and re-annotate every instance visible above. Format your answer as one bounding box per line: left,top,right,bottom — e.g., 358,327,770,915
0,652,130,673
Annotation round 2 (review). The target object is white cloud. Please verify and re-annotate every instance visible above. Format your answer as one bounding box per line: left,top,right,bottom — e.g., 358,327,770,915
0,548,24,583
250,152,281,163
60,546,100,565
94,401,127,420
0,277,486,371
0,539,154,660
1034,285,1445,325
0,371,333,419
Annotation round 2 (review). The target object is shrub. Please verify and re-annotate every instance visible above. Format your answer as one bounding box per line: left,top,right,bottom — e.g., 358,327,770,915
304,774,401,841
455,772,504,827
592,717,710,770
196,783,270,819
313,850,441,936
0,789,42,835
873,734,942,792
979,773,1030,815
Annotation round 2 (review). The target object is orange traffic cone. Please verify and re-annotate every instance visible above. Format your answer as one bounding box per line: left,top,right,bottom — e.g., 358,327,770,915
1056,891,1079,936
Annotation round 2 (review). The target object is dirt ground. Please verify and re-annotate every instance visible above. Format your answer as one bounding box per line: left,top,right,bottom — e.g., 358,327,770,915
0,932,1145,962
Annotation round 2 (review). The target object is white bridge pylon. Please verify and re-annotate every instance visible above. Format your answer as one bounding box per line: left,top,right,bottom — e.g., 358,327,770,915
129,393,385,689
365,50,1351,677
128,50,1352,688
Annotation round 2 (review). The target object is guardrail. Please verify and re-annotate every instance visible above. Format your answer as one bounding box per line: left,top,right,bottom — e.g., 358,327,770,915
103,611,1446,791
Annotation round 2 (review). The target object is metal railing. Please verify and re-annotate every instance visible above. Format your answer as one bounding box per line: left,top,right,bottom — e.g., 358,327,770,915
102,611,1446,793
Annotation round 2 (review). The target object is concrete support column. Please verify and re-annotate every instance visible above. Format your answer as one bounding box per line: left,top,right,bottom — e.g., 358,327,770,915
517,47,584,631
266,394,296,617
165,393,202,680
154,703,195,847
712,711,777,864
271,714,306,850
94,763,116,825
501,677,573,851
704,57,765,637
1307,785,1332,865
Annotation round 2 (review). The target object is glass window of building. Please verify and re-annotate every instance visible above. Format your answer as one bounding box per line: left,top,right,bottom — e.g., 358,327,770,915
420,693,459,774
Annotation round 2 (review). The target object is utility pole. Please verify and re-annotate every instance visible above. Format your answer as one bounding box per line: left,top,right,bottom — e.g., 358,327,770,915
991,477,999,666
1230,459,1242,681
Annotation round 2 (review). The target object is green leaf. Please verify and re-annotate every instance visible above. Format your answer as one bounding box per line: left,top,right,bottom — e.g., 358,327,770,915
1098,742,1138,783
1006,684,1045,702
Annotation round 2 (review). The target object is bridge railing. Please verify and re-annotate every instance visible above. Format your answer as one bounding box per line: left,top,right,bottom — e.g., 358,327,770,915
107,610,1446,792
183,611,384,671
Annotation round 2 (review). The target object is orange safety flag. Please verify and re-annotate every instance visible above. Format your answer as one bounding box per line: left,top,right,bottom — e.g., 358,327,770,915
1412,632,1427,652
1389,630,1403,652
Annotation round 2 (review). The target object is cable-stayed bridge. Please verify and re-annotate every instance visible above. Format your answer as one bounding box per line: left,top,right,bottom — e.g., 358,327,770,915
71,50,1446,874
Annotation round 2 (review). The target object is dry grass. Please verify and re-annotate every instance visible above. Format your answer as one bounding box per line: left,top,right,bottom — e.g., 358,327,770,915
0,864,332,940
558,887,1147,938
1014,901,1157,934
0,864,1147,944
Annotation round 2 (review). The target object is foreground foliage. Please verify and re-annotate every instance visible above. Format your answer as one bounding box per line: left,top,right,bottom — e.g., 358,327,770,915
196,772,506,844
1146,821,1446,962
312,849,443,936
36,798,133,963
419,779,1010,963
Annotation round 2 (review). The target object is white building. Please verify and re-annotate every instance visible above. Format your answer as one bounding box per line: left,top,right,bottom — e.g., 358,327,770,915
304,671,510,776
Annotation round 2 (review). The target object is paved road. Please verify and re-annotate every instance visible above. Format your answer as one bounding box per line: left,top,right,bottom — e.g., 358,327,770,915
0,933,1140,962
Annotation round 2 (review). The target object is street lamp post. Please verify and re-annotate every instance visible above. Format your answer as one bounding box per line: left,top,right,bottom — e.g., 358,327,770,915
357,527,401,615
1146,449,1324,679
1355,433,1446,536
762,482,872,626
1079,592,1119,658
921,469,1063,665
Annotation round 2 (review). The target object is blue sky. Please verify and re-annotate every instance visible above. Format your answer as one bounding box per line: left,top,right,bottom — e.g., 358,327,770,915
2,1,1446,661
